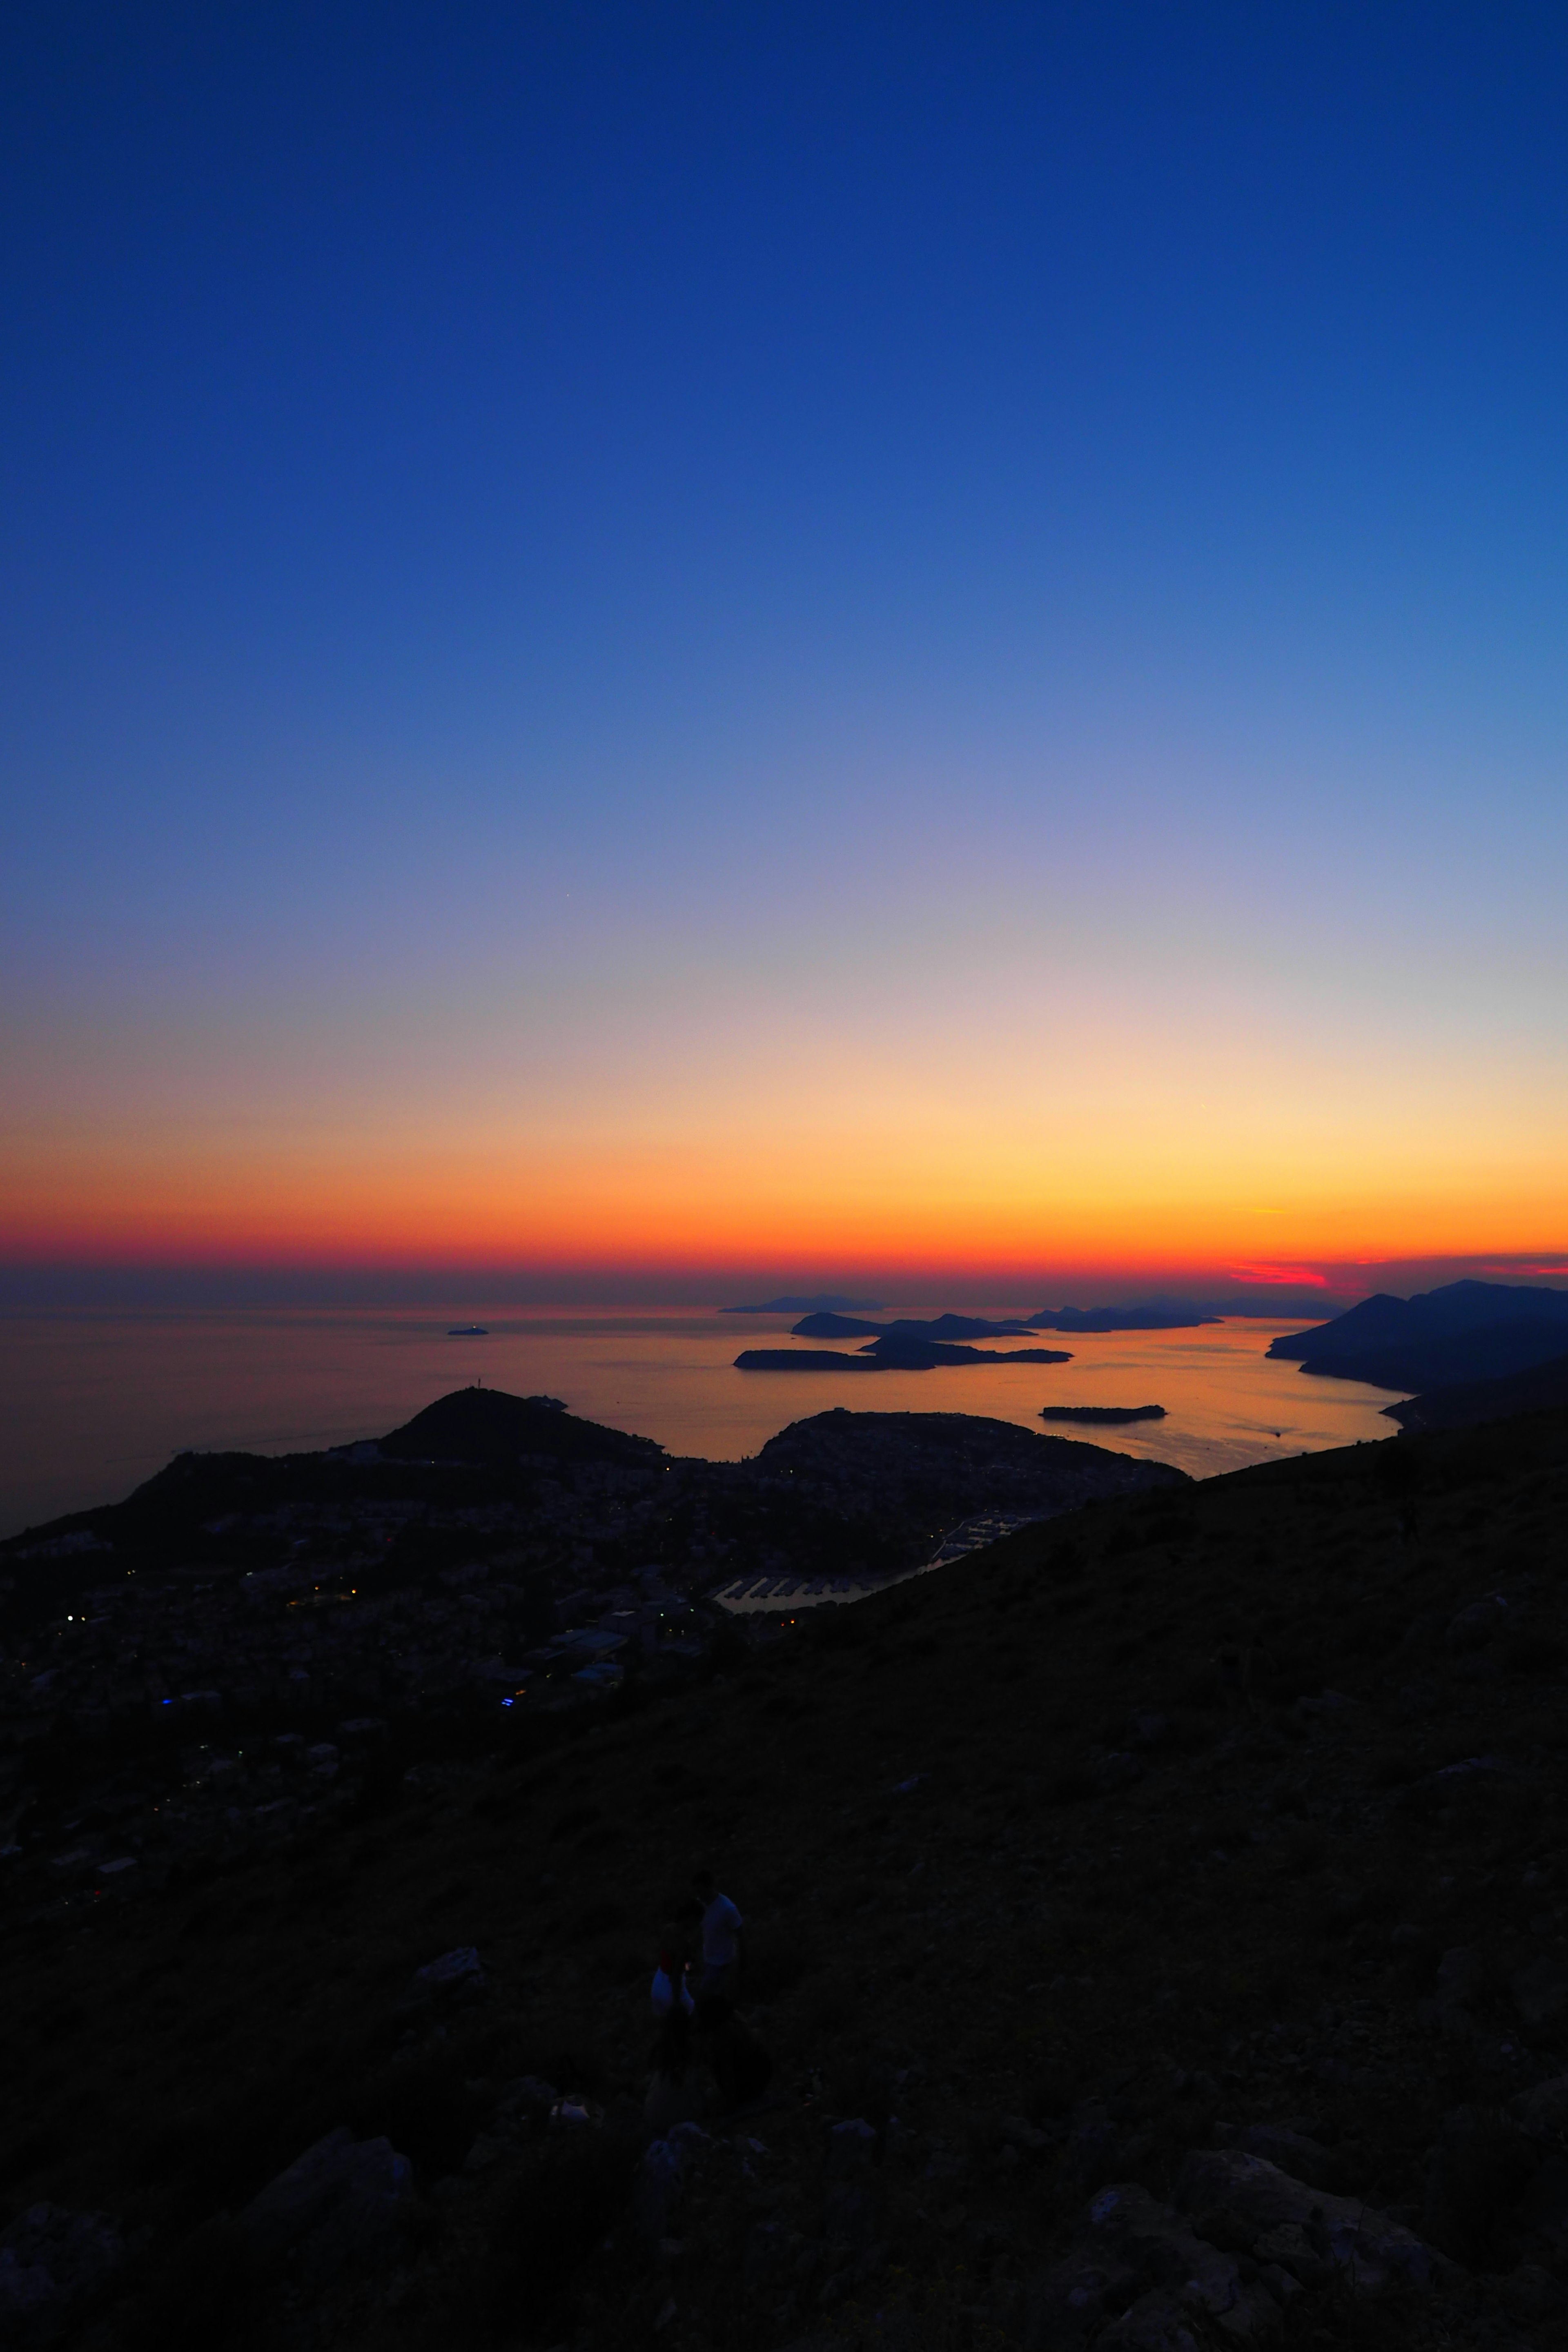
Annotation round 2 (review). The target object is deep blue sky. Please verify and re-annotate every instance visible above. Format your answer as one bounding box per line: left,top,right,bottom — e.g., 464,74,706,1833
5,4,1568,1286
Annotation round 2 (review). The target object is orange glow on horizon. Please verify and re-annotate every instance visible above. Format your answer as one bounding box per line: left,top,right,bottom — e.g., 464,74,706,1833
7,1013,1566,1284
4,1147,1564,1286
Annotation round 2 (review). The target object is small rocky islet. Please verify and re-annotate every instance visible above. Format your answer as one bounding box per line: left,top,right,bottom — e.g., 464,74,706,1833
735,1341,1074,1371
1039,1404,1168,1425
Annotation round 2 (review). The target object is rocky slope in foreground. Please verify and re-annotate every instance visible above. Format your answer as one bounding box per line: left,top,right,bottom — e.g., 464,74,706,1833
2,1409,1568,2350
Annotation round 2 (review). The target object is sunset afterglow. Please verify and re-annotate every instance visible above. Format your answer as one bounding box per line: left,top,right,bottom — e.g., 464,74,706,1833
4,7,1566,1301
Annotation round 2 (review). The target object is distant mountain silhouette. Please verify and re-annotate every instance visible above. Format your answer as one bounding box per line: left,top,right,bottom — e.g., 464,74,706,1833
791,1311,1035,1340
1027,1303,1223,1331
889,1313,1036,1340
722,1294,883,1313
1268,1280,1568,1392
789,1307,1222,1341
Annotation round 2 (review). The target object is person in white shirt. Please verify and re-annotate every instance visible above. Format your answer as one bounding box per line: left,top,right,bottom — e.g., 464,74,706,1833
691,1867,743,1999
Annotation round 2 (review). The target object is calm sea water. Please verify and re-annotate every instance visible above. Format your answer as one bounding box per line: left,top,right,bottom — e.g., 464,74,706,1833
0,1304,1409,1540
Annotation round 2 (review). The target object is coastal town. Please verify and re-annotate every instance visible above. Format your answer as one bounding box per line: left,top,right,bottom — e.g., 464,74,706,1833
0,1389,1182,1922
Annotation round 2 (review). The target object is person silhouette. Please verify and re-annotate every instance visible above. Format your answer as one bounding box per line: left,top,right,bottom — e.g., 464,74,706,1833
690,1867,744,2000
650,1928,695,2020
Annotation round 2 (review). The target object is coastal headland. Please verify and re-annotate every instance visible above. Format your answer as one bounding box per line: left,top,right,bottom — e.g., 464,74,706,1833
1268,1279,1568,1392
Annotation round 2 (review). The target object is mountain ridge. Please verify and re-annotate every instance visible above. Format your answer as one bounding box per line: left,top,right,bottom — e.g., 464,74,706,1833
1269,1280,1568,1393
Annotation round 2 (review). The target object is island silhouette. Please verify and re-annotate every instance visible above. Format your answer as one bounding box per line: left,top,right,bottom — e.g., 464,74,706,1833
1039,1403,1167,1423
735,1338,1072,1370
791,1304,1225,1338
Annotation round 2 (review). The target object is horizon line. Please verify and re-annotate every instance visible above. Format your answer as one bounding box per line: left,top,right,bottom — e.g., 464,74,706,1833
1,1250,1566,1313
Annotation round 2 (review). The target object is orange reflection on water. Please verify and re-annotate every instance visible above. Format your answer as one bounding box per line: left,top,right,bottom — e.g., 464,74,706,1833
0,1304,1406,1539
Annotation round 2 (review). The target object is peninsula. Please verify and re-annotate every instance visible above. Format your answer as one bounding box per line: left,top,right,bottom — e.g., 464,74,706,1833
1383,1348,1568,1433
1268,1278,1568,1392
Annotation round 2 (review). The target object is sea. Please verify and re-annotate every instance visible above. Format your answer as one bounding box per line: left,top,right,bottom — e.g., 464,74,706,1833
0,1304,1411,1542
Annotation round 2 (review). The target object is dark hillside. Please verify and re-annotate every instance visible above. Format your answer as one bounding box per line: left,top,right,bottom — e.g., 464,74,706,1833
2,1413,1568,2348
1271,1283,1568,1392
1269,1281,1568,1361
1296,1322,1568,1397
1387,1359,1568,1434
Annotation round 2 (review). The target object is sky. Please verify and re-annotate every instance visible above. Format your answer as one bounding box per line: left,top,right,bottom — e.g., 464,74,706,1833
4,2,1568,1303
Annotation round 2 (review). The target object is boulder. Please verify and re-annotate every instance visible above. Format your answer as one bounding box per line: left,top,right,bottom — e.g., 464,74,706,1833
1512,1956,1568,2029
827,2119,878,2176
1513,2155,1568,2254
1174,2148,1445,2292
1422,2104,1539,2263
1500,2262,1568,2324
1098,2296,1203,2351
1247,2222,1331,2287
1080,2182,1278,2338
495,2073,559,2130
410,1945,485,2000
0,2203,123,2348
1024,2253,1133,2349
1066,2100,1151,2189
1431,1755,1511,1790
1511,2071,1568,2149
1421,1944,1485,2038
1434,1944,1482,2004
743,2218,792,2292
1227,2125,1336,2189
824,2177,877,2255
1446,1598,1508,1651
240,2127,414,2283
633,2138,688,2245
